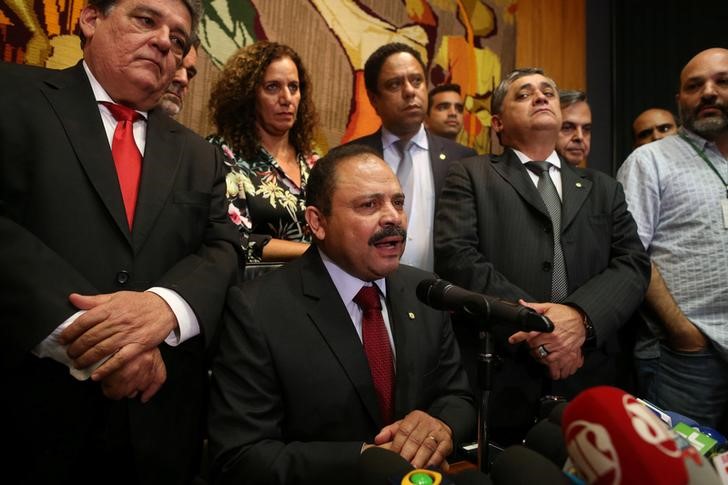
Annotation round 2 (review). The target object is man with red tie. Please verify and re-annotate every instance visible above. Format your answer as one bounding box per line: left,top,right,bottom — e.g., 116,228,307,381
208,144,475,484
0,0,239,483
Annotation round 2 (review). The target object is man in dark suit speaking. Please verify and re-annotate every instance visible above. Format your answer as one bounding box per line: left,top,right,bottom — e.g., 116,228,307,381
346,43,476,272
0,0,239,483
208,144,475,484
434,68,650,443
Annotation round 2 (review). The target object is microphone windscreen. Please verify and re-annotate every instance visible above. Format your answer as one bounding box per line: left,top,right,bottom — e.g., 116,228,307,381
549,402,568,425
490,445,571,484
524,419,568,467
357,447,413,485
561,386,720,485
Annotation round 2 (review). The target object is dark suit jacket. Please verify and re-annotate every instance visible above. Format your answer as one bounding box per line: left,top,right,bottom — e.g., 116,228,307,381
346,128,476,208
0,62,240,484
208,248,475,485
433,149,650,430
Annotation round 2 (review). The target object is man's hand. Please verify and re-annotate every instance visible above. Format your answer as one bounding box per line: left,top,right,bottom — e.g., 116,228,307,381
60,291,177,381
98,347,167,403
509,301,587,379
372,410,453,469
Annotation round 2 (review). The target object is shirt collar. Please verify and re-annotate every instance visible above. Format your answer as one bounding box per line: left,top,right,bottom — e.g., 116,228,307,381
512,148,562,168
381,124,429,151
679,126,714,153
83,60,148,120
318,247,387,304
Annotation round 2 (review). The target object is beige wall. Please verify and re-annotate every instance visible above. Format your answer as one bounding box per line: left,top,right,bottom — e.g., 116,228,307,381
515,0,586,92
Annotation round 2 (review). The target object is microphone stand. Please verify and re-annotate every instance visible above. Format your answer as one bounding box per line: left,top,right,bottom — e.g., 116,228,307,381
477,326,495,474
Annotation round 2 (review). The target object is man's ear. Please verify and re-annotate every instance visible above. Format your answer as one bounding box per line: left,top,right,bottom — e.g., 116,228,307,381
305,206,326,241
78,5,102,41
367,89,380,115
491,114,503,135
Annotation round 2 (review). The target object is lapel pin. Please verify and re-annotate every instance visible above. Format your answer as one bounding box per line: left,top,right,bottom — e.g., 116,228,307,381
408,312,416,320
439,153,446,160
576,182,583,188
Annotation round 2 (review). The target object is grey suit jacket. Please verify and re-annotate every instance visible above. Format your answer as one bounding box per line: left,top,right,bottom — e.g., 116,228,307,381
433,149,650,425
208,247,475,485
346,128,477,207
0,61,240,483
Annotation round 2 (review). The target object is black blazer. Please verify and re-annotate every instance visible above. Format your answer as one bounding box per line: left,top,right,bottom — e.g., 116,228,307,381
0,61,240,484
346,128,477,208
208,247,475,485
433,149,650,426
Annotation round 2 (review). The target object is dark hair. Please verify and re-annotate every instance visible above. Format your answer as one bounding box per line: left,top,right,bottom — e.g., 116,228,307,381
492,67,558,115
559,89,587,109
306,144,382,215
209,41,318,161
364,42,427,94
427,83,461,114
79,0,201,50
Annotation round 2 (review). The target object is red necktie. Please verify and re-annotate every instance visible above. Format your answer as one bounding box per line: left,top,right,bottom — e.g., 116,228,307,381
354,285,395,424
102,102,142,229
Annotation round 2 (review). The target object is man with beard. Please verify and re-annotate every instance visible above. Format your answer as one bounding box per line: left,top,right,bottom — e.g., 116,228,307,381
208,144,475,484
618,48,728,433
158,33,200,117
556,90,592,166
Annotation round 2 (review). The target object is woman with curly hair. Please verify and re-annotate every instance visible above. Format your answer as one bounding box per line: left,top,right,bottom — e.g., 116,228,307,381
208,41,319,263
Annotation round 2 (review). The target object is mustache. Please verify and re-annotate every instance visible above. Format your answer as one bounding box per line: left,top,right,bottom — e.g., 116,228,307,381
694,99,727,114
368,225,407,245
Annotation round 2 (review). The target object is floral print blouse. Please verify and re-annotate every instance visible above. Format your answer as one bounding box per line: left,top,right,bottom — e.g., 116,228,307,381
208,136,318,263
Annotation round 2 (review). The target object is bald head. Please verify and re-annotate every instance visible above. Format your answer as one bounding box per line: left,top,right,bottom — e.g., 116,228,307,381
632,109,677,147
677,48,728,140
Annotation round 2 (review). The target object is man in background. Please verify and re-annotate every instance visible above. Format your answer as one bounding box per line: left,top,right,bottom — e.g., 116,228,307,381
618,48,728,433
0,0,240,483
346,43,475,272
208,144,475,484
158,33,200,117
632,108,678,147
556,89,591,166
425,83,465,141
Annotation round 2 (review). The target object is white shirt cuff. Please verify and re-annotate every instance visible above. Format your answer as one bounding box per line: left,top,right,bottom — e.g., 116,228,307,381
147,287,200,346
32,310,111,381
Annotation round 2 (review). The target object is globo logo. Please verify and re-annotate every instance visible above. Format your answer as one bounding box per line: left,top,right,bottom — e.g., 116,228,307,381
565,420,621,485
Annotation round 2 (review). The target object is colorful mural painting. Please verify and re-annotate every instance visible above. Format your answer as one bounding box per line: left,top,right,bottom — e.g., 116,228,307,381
0,0,515,153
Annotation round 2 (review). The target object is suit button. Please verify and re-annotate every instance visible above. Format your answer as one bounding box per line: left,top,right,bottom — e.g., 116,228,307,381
544,225,552,234
116,270,130,285
542,261,552,272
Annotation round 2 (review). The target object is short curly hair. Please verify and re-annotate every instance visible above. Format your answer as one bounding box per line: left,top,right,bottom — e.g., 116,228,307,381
209,41,318,160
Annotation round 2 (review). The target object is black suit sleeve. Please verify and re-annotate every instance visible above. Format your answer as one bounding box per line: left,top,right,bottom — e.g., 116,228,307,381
434,159,533,302
208,286,364,485
561,178,650,344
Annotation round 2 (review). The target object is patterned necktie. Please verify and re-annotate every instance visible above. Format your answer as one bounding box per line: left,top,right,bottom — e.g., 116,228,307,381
101,102,142,229
525,161,568,301
394,139,414,218
354,285,394,424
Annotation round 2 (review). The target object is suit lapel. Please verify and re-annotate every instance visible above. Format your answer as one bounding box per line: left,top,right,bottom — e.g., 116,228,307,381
41,64,131,242
559,162,592,232
491,149,550,219
385,269,419,420
299,250,382,425
426,131,450,195
131,109,182,253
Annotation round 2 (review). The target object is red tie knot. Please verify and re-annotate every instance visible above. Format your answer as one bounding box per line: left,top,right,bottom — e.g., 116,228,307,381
101,101,141,123
354,285,382,312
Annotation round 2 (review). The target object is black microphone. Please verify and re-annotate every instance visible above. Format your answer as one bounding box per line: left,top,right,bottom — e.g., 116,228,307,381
523,419,568,467
490,445,571,484
416,279,554,332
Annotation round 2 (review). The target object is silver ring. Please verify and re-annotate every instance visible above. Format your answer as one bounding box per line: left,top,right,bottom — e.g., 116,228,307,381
537,344,549,359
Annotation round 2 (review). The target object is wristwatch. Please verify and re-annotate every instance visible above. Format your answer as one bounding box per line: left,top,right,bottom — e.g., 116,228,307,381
583,314,596,344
